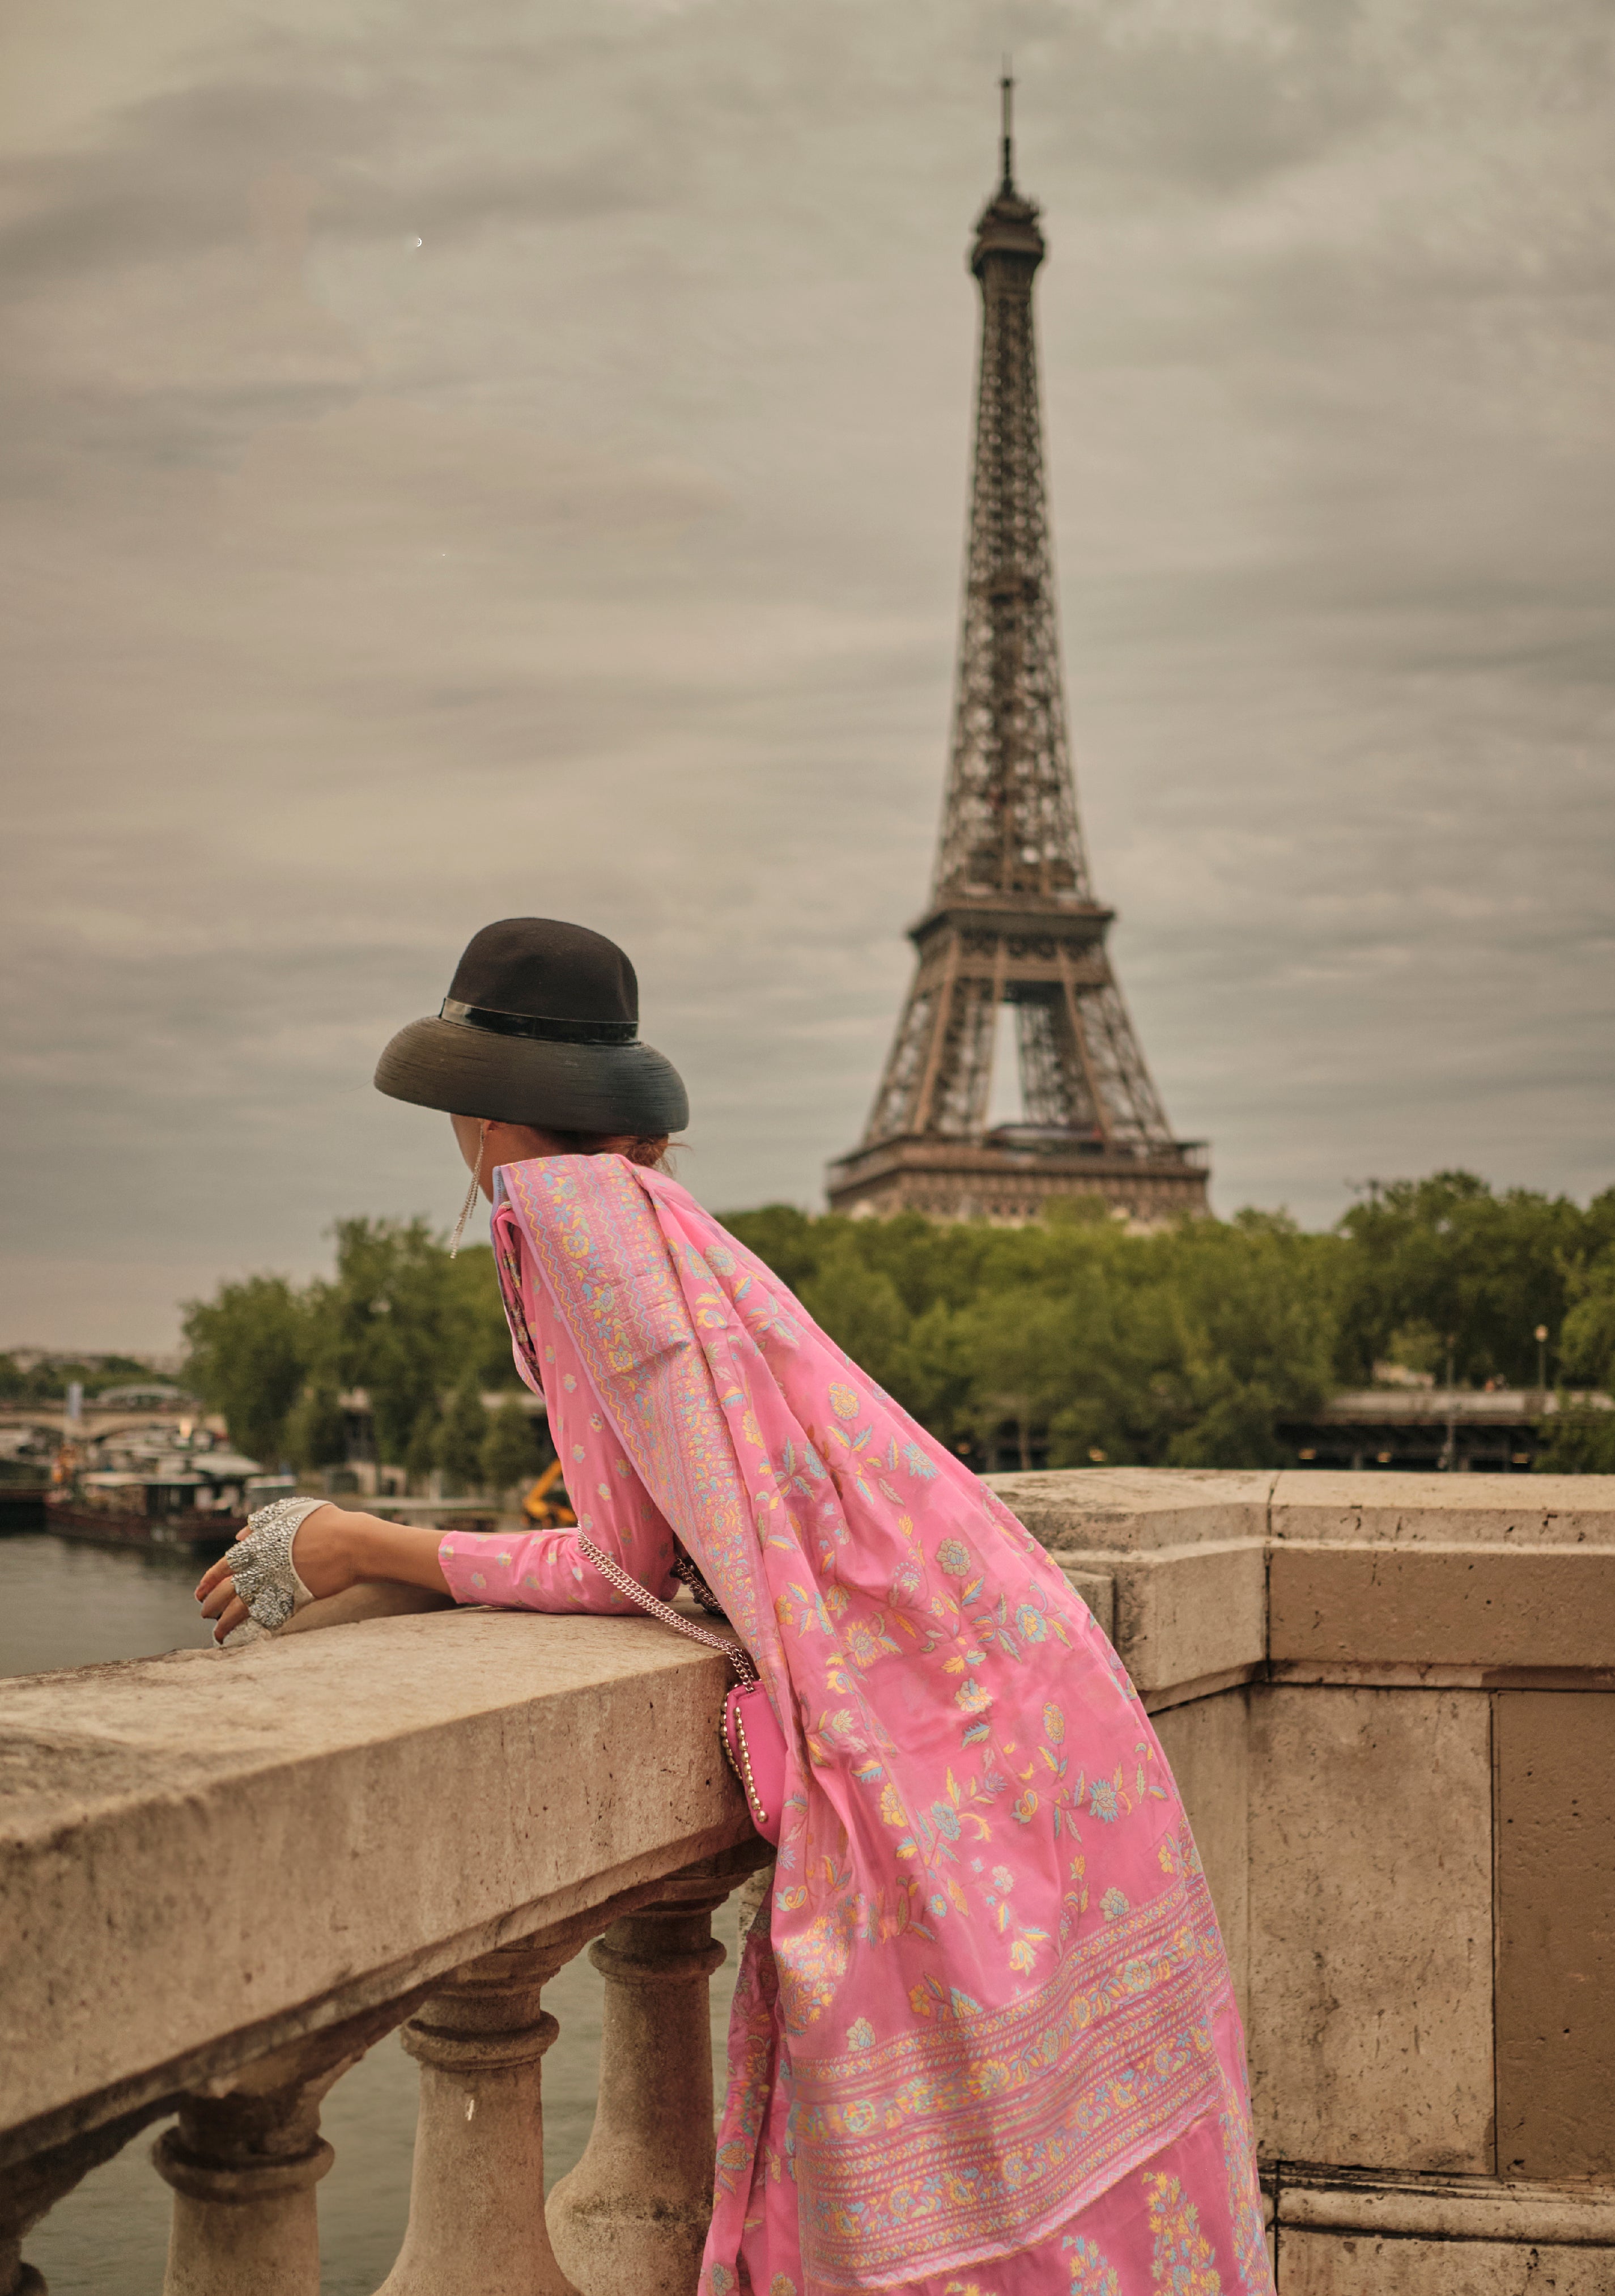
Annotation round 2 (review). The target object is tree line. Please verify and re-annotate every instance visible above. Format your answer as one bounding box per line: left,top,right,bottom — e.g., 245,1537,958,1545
179,1217,544,1495
0,1353,159,1406
173,1170,1615,1486
729,1171,1615,1471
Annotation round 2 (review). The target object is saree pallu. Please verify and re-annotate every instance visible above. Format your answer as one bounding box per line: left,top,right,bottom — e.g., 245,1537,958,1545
442,1156,1271,2296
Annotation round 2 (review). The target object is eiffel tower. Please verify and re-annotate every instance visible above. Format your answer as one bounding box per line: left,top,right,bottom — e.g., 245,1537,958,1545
827,80,1209,1226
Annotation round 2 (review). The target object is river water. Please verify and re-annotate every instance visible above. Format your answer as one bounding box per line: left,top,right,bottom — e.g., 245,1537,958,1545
1,1533,745,2294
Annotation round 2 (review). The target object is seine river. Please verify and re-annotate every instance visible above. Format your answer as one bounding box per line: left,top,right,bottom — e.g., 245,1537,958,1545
1,1532,743,2294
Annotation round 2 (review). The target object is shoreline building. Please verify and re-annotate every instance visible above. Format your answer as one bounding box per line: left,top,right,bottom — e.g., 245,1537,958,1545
827,86,1209,1225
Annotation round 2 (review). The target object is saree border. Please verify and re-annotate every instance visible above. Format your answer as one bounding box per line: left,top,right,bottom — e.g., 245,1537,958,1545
794,1870,1227,2287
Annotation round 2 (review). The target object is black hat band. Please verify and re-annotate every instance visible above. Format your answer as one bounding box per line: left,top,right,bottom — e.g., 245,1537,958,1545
439,998,639,1047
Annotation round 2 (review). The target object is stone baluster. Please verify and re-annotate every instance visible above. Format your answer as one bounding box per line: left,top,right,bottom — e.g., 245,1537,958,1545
547,1847,769,2296
0,2244,40,2296
1,2105,162,2296
374,1930,584,2296
153,1999,420,2296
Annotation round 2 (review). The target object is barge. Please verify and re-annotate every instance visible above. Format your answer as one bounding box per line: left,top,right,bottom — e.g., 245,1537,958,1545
46,1449,268,1552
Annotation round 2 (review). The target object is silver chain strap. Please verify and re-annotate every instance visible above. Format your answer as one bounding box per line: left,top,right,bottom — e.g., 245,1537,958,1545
575,1533,758,1686
669,1548,727,1614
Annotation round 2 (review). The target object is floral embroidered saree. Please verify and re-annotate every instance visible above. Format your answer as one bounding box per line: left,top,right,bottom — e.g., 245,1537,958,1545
436,1155,1272,2296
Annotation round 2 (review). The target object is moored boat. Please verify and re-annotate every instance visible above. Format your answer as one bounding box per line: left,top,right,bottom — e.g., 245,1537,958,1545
46,1447,267,1552
46,1479,243,1550
0,1465,49,1532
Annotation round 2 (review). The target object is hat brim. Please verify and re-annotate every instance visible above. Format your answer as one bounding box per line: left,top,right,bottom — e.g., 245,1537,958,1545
375,1016,688,1134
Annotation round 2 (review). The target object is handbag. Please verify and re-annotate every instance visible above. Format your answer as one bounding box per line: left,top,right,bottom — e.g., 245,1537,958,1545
575,1533,787,1847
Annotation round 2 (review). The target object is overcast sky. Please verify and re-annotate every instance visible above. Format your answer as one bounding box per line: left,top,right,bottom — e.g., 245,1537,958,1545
3,0,1612,1351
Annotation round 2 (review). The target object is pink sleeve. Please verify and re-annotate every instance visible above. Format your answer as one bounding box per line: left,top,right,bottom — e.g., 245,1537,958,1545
437,1204,679,1614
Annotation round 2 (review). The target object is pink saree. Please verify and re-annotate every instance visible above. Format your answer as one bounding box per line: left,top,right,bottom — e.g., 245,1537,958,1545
437,1155,1272,2296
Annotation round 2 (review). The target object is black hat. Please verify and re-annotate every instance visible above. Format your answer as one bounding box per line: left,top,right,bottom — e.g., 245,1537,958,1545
375,918,688,1134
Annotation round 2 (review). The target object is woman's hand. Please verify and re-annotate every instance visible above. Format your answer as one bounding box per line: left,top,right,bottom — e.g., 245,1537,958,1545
195,1506,453,1643
196,1504,363,1644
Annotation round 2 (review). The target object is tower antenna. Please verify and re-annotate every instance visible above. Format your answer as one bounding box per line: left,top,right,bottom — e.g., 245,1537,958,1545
1000,58,1014,187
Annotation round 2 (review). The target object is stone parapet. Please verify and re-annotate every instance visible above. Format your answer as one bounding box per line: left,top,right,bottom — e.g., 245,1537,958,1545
988,1467,1615,2290
1269,1468,1615,1546
1272,2168,1615,2294
0,1608,755,2166
1269,1540,1615,1678
3,1469,1612,2294
990,1465,1615,1695
991,1465,1280,1555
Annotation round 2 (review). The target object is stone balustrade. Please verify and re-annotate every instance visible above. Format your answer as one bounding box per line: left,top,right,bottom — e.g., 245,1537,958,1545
990,1467,1615,2292
0,1606,769,2295
2,1470,1613,2293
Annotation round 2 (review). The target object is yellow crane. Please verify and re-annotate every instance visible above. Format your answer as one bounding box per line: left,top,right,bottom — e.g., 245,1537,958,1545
520,1459,576,1530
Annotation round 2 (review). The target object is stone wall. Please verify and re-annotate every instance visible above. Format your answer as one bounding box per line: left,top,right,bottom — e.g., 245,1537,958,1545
0,1609,767,2294
2,1470,1612,2293
991,1467,1615,2291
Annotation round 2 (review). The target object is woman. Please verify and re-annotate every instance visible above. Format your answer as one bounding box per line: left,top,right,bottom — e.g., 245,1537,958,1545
201,917,1272,2296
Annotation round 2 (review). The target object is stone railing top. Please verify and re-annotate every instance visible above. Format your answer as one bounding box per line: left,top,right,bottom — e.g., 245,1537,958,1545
8,1467,1614,2175
1268,1469,1615,1546
0,1609,751,2162
988,1467,1615,1552
988,1467,1277,1552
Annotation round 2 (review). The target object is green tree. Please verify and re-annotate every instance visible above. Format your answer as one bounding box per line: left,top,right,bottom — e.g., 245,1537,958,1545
798,1238,912,1399
1532,1404,1615,1474
173,1168,1615,1492
284,1383,348,1475
404,1404,441,1492
86,1355,163,1394
735,1194,1345,1469
445,1243,528,1390
1154,1211,1340,1467
437,1380,490,1494
842,1209,1002,1321
309,1220,513,1464
1535,1244,1615,1472
482,1396,542,1496
955,1288,1087,1470
182,1275,310,1464
898,1300,983,1451
1558,1247,1615,1394
1334,1173,1596,1387
719,1204,826,1292
0,1351,167,1406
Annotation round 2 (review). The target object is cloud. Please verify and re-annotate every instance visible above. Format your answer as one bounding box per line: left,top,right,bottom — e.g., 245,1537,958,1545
1,0,1612,1346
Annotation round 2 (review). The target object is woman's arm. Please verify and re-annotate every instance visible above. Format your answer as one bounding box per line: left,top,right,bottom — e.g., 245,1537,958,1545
200,1205,679,1644
197,1505,447,1644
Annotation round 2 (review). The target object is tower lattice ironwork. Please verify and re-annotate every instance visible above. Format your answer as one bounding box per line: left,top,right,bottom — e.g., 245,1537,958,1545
828,82,1209,1224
